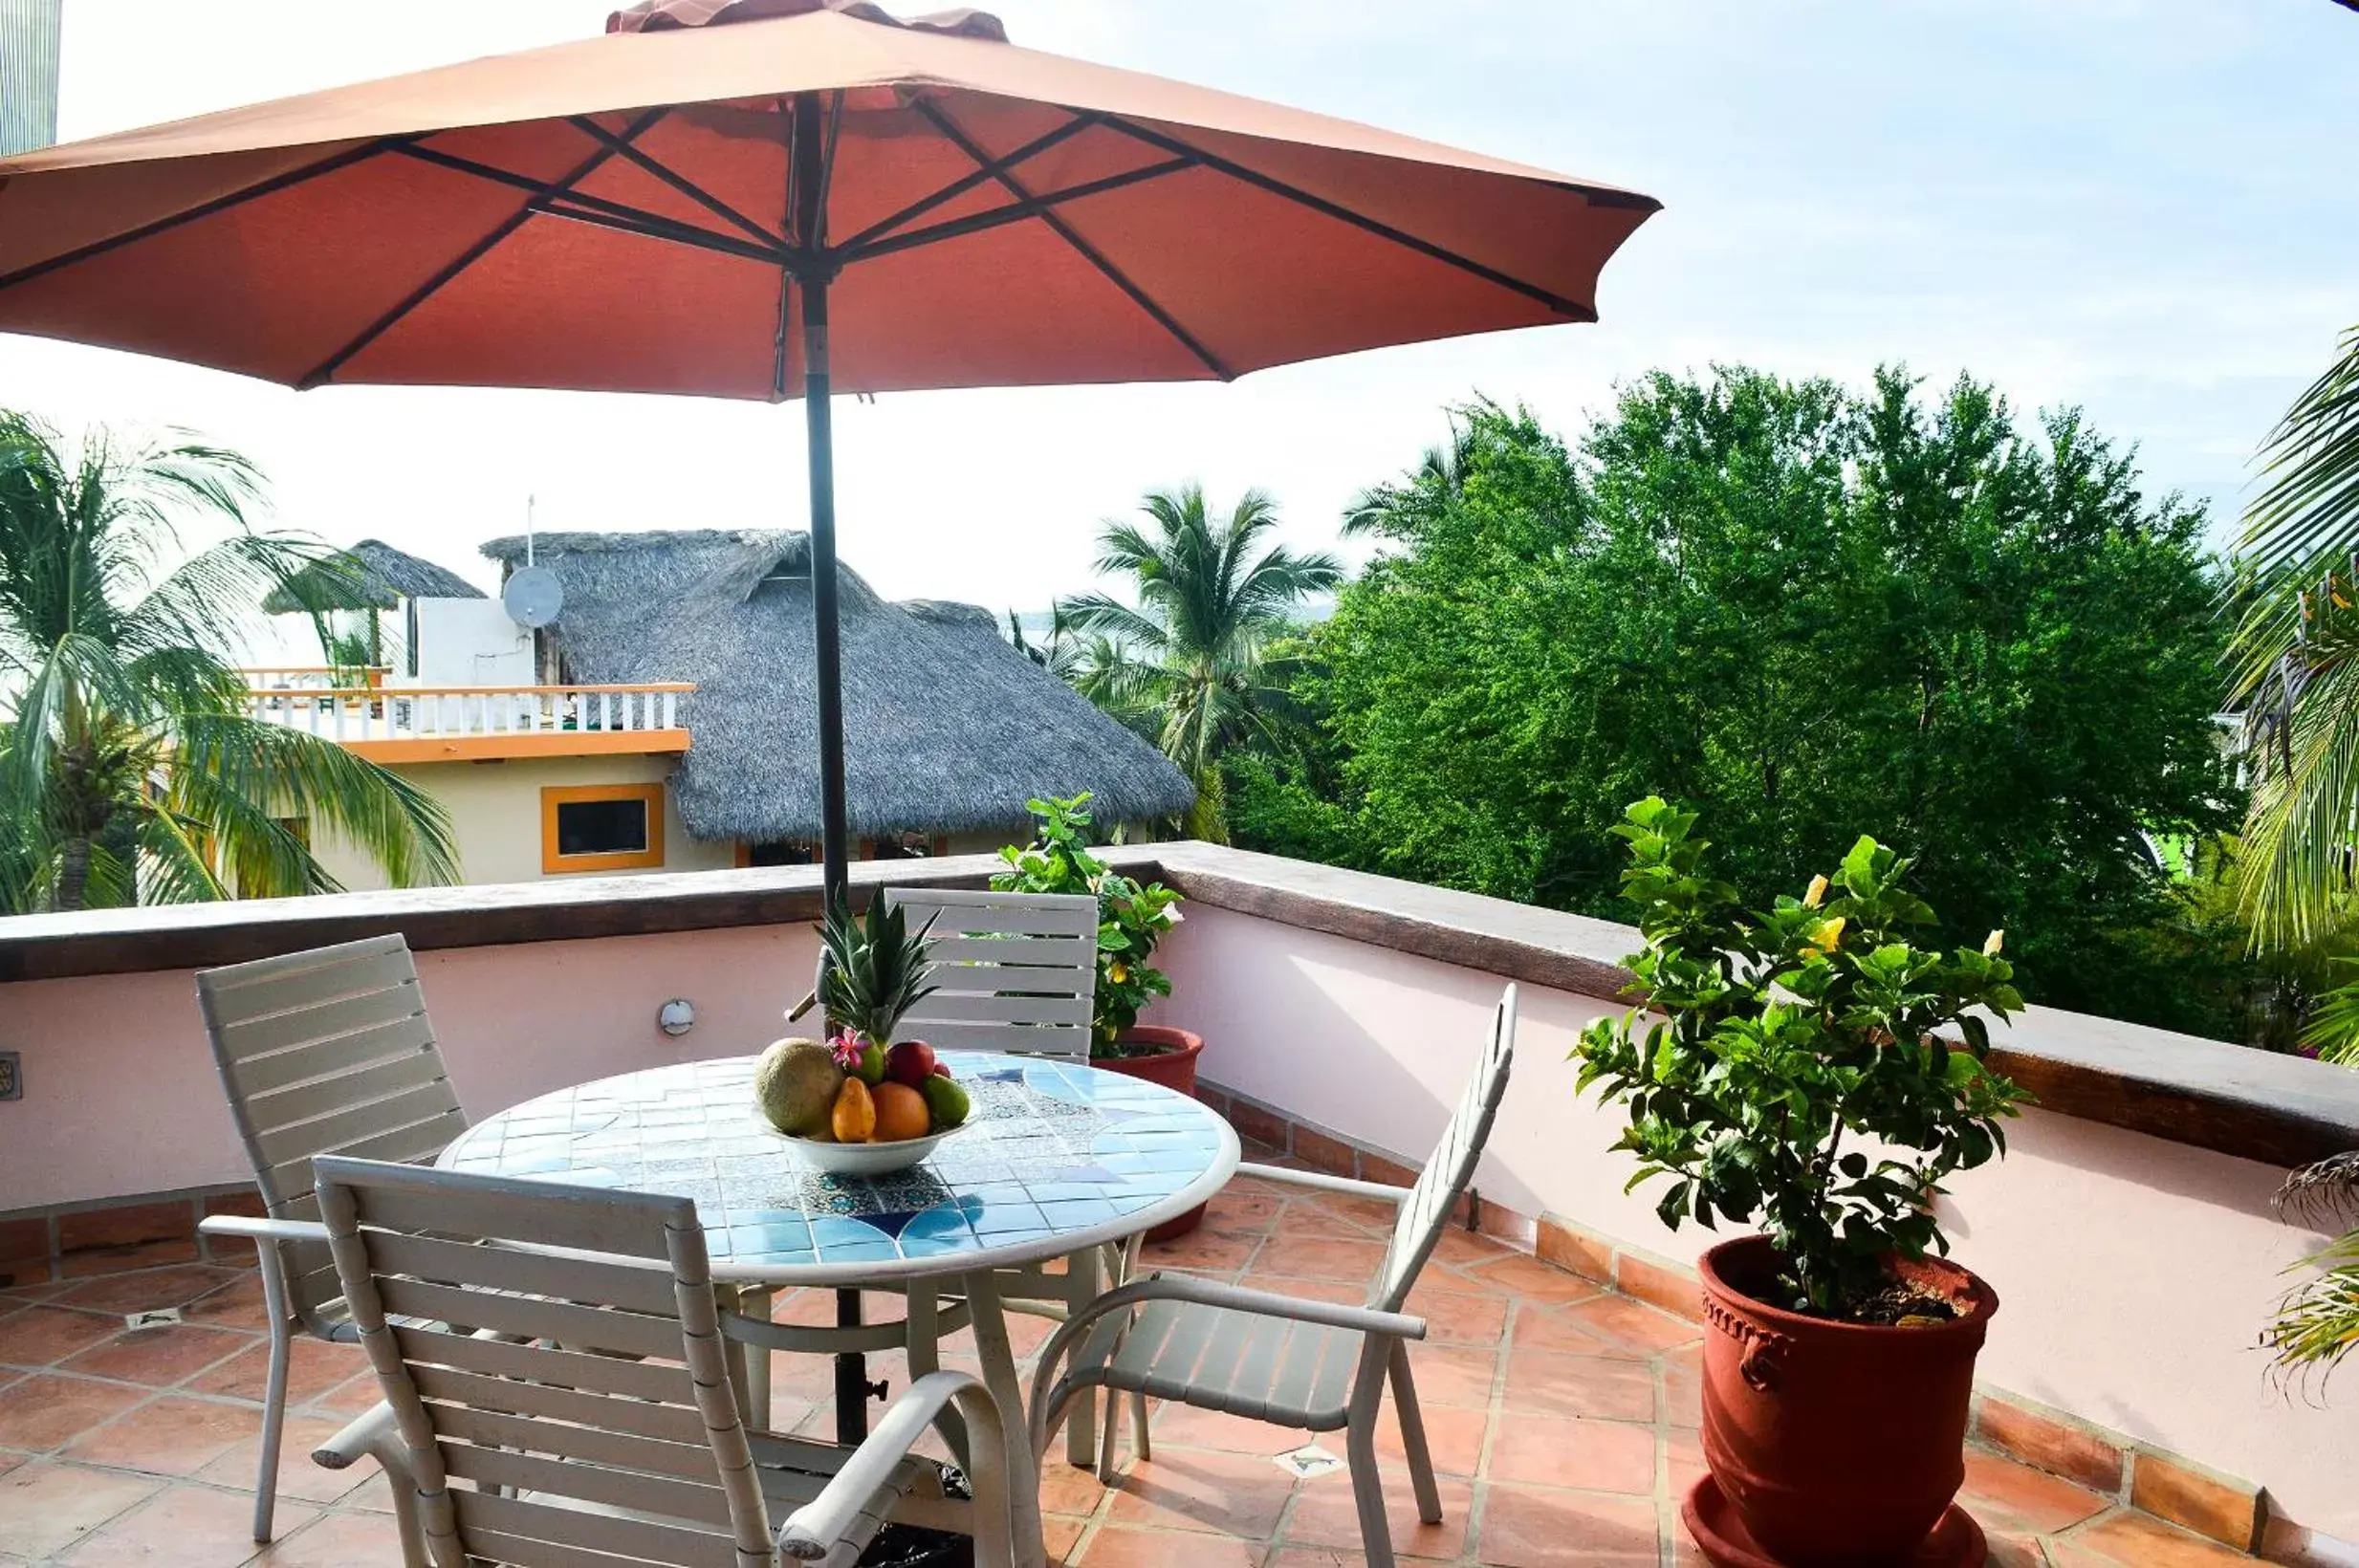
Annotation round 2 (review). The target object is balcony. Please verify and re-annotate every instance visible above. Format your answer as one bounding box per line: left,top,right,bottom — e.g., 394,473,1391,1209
2,846,2354,1567
239,679,694,764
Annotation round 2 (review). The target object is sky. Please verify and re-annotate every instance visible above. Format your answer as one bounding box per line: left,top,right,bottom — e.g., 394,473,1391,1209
1,0,2354,625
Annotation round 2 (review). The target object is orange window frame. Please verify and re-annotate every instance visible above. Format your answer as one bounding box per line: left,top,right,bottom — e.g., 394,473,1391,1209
540,783,666,875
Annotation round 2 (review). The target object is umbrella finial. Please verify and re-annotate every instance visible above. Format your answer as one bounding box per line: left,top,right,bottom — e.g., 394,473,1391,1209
606,0,1006,40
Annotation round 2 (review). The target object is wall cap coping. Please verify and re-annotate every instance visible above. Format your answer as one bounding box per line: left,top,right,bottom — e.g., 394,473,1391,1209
2,839,2353,1168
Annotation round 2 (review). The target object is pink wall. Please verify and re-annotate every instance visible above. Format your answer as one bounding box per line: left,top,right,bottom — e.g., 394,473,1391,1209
1150,904,2358,1543
0,923,819,1211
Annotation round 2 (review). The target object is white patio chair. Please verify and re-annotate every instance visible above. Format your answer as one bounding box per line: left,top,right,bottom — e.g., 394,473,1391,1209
303,1155,1029,1568
192,933,469,1543
1030,985,1518,1568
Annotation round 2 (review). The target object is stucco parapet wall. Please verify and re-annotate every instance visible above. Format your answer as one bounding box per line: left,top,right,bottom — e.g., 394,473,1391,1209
2,841,2354,1169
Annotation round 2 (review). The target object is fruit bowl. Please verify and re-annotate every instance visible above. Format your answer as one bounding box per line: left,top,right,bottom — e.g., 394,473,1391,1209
777,1120,969,1178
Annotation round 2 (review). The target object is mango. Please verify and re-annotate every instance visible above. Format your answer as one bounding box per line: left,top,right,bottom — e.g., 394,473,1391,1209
920,1074,971,1130
830,1078,877,1143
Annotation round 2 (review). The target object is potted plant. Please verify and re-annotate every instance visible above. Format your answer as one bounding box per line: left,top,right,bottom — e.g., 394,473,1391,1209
995,794,1201,1235
1573,798,2026,1568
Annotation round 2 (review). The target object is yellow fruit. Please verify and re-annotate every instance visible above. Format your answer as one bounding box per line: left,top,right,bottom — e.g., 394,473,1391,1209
830,1078,876,1143
871,1081,930,1143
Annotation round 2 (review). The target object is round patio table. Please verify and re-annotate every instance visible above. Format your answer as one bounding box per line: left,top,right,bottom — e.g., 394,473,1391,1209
435,1050,1238,1568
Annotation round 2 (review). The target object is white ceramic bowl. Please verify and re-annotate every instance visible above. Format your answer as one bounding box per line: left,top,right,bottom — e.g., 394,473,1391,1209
778,1121,969,1178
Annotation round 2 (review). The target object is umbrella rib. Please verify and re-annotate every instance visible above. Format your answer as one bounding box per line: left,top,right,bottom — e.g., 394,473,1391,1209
1098,115,1599,322
0,137,408,295
838,157,1197,266
831,112,1101,253
392,143,787,266
567,116,784,249
296,109,672,391
914,100,1232,381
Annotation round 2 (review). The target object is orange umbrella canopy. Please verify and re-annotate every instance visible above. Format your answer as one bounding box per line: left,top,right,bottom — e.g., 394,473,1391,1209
0,0,1658,401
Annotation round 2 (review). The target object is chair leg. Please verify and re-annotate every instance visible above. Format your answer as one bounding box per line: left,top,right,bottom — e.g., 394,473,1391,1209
1061,1247,1101,1468
905,1283,970,1467
739,1287,773,1430
251,1311,292,1543
1129,1389,1150,1461
1387,1339,1443,1524
1344,1399,1398,1568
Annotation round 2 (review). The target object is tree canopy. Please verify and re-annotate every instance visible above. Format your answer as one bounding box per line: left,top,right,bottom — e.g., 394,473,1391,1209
1234,368,2242,1034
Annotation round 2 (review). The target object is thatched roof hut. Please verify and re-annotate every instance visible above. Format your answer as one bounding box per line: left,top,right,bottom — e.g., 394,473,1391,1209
262,539,486,613
479,529,1192,843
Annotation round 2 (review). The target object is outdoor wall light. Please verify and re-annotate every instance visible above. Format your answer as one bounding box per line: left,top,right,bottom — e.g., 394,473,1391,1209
658,999,696,1038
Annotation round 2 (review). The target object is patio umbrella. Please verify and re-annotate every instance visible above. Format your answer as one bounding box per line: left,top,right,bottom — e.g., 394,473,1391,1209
0,0,1658,908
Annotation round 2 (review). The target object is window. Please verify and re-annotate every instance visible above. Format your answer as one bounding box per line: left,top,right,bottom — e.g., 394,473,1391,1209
541,783,666,874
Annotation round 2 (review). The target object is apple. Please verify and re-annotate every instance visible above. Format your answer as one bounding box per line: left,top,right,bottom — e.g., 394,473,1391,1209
885,1039,938,1088
930,1061,952,1078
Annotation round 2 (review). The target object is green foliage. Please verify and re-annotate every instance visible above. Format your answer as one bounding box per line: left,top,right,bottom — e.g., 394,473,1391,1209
1059,484,1343,842
2266,1152,2359,1392
993,793,1182,1055
816,888,938,1048
0,412,458,911
1237,372,2241,1037
1574,798,2027,1317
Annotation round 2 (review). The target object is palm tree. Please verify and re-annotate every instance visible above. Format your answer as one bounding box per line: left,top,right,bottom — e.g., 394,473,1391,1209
1342,405,1482,540
2223,326,2359,1389
1058,484,1342,842
0,413,460,912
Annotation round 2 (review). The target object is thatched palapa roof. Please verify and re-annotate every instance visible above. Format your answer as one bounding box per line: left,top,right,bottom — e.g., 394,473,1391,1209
479,529,1193,842
262,539,487,613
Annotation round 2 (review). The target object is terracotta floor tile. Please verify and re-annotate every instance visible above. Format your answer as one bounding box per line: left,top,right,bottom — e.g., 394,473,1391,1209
251,1506,410,1568
1280,1466,1474,1560
1664,1427,1707,1496
56,1480,318,1568
0,1307,127,1370
1957,1448,2110,1536
65,1394,263,1475
1038,1455,1118,1517
1107,1448,1298,1537
0,1376,151,1451
0,1461,164,1558
1044,1513,1088,1565
1372,1402,1489,1476
1083,1522,1262,1568
1200,1189,1282,1231
60,1324,254,1387
53,1267,236,1318
1502,1351,1656,1423
1985,1534,2051,1568
1141,1227,1266,1274
1453,1253,1605,1304
1251,1237,1389,1283
306,1369,384,1420
1302,1194,1403,1234
60,1241,203,1279
1516,1296,1698,1359
1661,1344,1701,1428
1478,1482,1663,1567
1400,1283,1509,1347
1148,1401,1300,1456
179,1274,271,1332
1271,1204,1383,1242
193,1410,384,1505
186,1335,364,1405
1402,1342,1500,1408
2052,1509,2259,1566
1428,1227,1515,1270
1488,1414,1657,1494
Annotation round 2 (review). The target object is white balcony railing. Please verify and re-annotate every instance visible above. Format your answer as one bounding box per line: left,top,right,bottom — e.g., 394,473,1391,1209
243,683,693,744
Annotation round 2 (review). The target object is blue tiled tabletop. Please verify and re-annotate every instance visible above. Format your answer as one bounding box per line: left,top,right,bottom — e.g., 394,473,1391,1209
436,1052,1240,1286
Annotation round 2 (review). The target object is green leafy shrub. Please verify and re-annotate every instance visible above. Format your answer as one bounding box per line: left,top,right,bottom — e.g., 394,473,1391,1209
994,794,1183,1056
1573,797,2029,1317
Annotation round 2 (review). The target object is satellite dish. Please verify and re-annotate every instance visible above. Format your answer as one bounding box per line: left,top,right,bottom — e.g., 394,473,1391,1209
503,566,564,630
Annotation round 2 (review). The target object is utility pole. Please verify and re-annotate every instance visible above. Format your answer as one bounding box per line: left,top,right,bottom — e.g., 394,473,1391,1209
0,0,63,157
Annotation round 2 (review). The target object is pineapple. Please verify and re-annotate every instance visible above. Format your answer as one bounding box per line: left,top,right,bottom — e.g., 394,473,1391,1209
816,890,939,1049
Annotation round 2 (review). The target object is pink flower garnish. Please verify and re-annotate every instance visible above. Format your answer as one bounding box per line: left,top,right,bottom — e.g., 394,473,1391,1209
828,1031,868,1069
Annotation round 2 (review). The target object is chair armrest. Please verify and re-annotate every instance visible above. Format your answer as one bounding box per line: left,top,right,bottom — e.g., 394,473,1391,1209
775,1372,1000,1561
311,1401,398,1471
1236,1162,1414,1206
199,1215,332,1245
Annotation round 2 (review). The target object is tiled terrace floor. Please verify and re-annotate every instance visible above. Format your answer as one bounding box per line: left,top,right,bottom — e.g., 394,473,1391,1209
0,1169,2260,1567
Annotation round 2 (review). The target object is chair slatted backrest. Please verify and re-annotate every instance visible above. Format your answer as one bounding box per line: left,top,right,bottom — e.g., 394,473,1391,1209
196,935,468,1334
1367,986,1518,1315
883,888,1100,1060
312,1157,774,1568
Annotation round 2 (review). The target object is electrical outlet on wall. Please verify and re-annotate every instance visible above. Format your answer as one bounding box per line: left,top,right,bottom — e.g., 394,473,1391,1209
0,1051,19,1101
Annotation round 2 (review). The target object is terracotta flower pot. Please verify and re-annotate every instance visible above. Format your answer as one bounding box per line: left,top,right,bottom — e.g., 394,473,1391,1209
1100,1025,1205,1243
1686,1234,1998,1568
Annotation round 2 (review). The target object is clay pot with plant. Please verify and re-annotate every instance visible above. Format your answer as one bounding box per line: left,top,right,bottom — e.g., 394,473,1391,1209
1574,798,2027,1568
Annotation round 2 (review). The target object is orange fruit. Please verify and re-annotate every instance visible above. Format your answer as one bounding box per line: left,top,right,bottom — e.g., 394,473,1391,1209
830,1078,876,1143
870,1081,931,1143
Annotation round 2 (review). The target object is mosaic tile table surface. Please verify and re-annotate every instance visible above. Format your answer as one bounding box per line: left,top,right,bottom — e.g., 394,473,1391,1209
437,1052,1238,1279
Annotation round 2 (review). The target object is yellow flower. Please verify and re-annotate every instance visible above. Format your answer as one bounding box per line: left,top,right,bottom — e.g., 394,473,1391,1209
1804,916,1846,954
1109,961,1129,985
1802,874,1829,909
1983,929,2004,957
